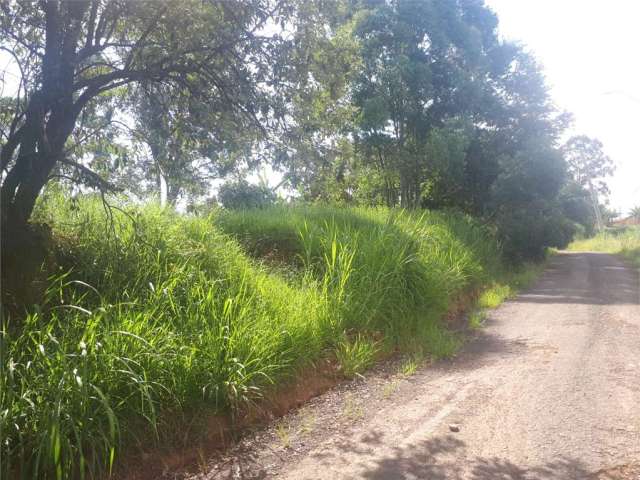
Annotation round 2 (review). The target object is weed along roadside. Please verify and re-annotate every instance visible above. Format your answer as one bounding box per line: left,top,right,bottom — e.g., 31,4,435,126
1,198,544,479
568,227,640,268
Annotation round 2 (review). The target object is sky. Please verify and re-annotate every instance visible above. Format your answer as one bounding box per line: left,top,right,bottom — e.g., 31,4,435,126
486,0,640,216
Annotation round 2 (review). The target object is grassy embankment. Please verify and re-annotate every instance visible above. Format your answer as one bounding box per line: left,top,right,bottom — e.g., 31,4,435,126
1,196,537,479
568,227,640,267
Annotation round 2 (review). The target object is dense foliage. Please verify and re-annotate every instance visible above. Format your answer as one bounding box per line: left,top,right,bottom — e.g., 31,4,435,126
218,178,278,210
1,0,611,266
1,194,532,478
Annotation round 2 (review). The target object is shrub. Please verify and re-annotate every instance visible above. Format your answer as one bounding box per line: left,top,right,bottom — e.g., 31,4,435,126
218,179,277,210
496,205,575,261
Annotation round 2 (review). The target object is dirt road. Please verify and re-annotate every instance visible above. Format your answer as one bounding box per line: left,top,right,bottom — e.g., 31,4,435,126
199,252,640,479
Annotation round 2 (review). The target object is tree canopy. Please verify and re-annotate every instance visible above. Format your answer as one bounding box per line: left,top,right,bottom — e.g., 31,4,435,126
1,0,285,228
0,0,615,265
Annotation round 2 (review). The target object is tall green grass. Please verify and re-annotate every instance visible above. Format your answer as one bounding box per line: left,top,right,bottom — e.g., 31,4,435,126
568,227,640,267
2,197,507,479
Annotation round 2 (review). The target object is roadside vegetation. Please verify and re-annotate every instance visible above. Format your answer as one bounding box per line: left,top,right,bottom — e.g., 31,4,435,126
1,194,534,478
569,227,640,267
0,0,617,478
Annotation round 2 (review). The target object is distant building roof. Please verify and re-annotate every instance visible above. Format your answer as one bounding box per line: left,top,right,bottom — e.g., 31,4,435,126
612,216,640,226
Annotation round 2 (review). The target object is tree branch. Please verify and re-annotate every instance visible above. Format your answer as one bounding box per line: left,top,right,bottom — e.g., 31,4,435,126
59,157,122,193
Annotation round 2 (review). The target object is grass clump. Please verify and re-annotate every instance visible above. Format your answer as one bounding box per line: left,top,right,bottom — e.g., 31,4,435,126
275,421,292,448
468,310,487,329
341,394,364,420
400,357,419,377
2,197,512,478
335,334,379,378
468,261,543,329
381,380,401,398
477,263,543,309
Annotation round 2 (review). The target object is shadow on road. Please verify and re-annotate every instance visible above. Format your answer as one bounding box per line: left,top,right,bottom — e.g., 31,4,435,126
512,252,639,306
329,433,620,480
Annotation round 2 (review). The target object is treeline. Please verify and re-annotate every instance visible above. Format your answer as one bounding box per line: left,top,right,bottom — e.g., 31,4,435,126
1,0,613,274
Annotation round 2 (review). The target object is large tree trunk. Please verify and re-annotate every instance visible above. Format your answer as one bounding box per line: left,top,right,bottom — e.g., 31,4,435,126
1,103,62,313
1,0,89,316
1,213,54,322
1,99,72,317
1,149,57,319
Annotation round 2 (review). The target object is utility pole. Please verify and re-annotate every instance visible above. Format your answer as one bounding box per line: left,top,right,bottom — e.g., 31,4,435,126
588,182,604,232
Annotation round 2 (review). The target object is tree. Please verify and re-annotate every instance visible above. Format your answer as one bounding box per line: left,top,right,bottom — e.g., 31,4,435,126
0,0,286,307
125,83,257,206
271,0,360,203
562,135,615,231
630,206,640,221
349,0,554,209
218,178,277,210
558,181,597,236
486,135,572,258
457,47,571,214
353,0,476,207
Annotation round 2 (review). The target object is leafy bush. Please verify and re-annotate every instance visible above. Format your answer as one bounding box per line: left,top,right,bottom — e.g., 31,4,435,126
495,205,575,261
558,182,596,236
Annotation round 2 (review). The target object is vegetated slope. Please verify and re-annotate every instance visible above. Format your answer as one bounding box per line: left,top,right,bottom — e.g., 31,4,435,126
569,227,640,267
241,252,640,480
2,196,511,479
